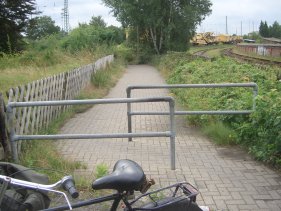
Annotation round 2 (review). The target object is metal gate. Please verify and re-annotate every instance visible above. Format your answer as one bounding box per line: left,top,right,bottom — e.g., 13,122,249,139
126,83,258,141
7,97,177,169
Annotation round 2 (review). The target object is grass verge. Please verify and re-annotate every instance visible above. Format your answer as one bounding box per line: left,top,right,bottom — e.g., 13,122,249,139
0,50,97,100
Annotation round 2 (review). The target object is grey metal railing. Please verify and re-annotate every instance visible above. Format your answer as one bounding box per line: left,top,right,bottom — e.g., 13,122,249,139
7,97,177,170
126,83,258,141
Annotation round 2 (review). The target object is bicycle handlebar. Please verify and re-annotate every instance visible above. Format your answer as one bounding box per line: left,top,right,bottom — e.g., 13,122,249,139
0,174,78,210
61,176,79,199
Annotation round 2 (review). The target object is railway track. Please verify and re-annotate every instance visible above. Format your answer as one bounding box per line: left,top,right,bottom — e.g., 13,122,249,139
191,46,281,67
224,49,281,67
191,46,233,60
193,50,211,59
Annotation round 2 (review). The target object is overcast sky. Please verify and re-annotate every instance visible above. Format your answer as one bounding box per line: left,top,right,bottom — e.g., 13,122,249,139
35,0,120,29
35,0,281,35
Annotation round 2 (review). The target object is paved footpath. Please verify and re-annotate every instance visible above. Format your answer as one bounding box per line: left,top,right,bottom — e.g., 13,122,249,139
58,65,281,211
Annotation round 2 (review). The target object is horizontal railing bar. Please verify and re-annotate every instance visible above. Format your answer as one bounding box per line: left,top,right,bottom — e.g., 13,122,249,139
14,132,172,141
176,110,253,115
127,83,258,90
8,97,174,108
130,110,253,115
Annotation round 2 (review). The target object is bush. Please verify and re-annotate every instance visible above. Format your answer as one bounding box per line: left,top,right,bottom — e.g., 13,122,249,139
238,90,281,165
157,53,281,167
61,25,125,53
113,44,135,63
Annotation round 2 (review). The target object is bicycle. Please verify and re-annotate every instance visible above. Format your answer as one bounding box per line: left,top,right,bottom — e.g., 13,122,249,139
0,159,209,211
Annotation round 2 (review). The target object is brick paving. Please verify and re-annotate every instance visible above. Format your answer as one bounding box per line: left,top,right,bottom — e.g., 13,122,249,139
58,65,281,211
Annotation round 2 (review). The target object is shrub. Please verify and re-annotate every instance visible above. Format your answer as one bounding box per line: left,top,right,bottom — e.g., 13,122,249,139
61,25,125,53
157,53,281,167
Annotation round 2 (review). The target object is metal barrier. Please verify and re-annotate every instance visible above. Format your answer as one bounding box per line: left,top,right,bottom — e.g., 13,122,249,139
126,83,258,142
7,97,177,170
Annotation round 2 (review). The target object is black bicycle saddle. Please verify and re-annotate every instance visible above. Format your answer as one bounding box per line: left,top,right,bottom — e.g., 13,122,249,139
92,159,145,192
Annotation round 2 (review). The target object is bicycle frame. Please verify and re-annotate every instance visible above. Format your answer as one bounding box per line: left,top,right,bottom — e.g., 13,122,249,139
44,191,132,211
44,182,200,211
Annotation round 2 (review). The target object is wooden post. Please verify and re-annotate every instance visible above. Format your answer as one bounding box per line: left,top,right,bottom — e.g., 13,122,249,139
0,93,11,159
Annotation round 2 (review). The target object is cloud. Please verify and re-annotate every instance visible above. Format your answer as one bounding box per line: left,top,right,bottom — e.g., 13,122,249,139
36,0,281,34
200,0,281,34
35,0,120,28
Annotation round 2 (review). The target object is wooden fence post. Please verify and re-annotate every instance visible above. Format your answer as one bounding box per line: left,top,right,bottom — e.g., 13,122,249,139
0,93,11,159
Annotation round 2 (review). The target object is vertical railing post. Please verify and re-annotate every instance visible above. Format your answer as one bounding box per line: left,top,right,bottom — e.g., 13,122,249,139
169,98,176,170
7,104,18,162
126,87,133,142
252,84,258,111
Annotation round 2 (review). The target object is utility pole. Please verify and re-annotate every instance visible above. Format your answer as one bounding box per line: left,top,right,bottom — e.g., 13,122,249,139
62,0,70,33
241,21,243,36
226,16,228,34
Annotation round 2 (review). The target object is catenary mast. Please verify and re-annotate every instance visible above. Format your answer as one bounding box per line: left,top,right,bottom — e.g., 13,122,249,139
62,0,70,33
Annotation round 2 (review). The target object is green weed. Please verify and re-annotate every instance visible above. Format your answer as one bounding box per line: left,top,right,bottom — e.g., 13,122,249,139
95,163,109,179
149,192,166,201
91,69,111,88
202,122,236,145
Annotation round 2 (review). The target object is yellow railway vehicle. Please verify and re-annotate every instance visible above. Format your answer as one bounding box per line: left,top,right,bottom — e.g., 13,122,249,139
191,32,216,45
215,34,232,44
191,33,243,45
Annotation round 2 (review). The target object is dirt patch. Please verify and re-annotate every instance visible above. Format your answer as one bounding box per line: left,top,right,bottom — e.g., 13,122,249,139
217,146,252,161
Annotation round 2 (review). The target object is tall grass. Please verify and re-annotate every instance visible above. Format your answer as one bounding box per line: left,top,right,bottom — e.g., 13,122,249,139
202,122,236,145
19,109,85,182
91,69,111,88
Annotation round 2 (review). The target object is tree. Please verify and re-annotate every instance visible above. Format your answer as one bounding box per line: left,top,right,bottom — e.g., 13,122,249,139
259,21,265,36
102,0,212,54
260,20,281,39
26,16,61,40
259,21,269,37
0,0,36,53
89,15,106,28
270,21,281,39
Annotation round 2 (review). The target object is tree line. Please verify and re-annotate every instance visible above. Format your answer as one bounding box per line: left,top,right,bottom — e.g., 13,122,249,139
0,0,125,54
259,21,281,39
1,0,212,55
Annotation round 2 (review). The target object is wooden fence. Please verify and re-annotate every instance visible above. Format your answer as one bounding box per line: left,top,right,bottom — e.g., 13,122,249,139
2,55,114,158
